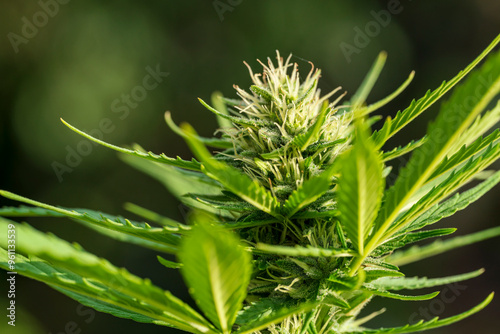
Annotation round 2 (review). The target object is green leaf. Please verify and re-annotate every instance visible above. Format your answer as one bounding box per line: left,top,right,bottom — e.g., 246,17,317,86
350,52,387,110
337,122,384,258
352,293,494,333
300,311,317,334
220,97,244,107
259,146,287,160
254,243,354,257
0,218,216,333
322,293,351,309
362,288,439,301
0,250,198,330
179,217,252,334
251,85,278,103
292,209,340,219
124,202,189,227
382,138,426,162
222,217,279,230
0,205,66,217
60,119,201,171
366,45,500,258
400,170,500,234
165,112,232,149
393,228,456,246
187,193,256,212
234,302,317,334
211,91,233,128
387,144,500,237
0,201,185,230
53,287,173,326
349,308,387,329
292,101,330,150
371,34,500,147
157,256,183,269
120,148,228,216
429,128,500,182
387,226,500,266
294,81,317,106
358,71,415,116
198,98,270,127
363,258,400,271
0,191,184,254
447,101,500,152
234,298,285,325
373,228,456,256
304,138,348,155
180,123,281,219
282,166,335,218
328,270,366,290
364,268,405,283
370,269,484,291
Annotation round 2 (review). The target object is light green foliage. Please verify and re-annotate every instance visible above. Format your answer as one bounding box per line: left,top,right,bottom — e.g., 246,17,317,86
0,190,186,254
0,217,216,333
179,216,251,334
370,269,485,291
350,293,494,334
2,36,500,333
388,226,500,266
337,121,384,260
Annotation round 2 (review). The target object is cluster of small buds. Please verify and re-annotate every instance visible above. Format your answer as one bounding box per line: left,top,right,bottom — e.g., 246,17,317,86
219,52,353,201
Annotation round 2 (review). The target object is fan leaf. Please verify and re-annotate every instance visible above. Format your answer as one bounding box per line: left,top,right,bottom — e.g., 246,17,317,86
0,218,216,333
255,243,354,257
337,121,384,259
365,45,500,263
179,217,252,334
234,302,317,334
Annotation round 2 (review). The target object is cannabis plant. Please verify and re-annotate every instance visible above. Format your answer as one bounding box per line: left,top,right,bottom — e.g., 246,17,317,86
2,35,500,334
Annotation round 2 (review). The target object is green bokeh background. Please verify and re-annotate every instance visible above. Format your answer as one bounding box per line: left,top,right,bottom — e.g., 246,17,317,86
0,1,499,333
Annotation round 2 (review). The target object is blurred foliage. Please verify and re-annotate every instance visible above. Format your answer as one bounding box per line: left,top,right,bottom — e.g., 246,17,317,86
0,0,499,333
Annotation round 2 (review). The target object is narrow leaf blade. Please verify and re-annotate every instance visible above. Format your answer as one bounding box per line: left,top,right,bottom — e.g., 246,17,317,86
388,226,500,266
370,269,484,291
352,293,494,333
61,119,201,171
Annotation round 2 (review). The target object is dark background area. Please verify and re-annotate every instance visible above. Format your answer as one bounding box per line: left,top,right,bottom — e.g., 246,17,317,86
0,0,499,333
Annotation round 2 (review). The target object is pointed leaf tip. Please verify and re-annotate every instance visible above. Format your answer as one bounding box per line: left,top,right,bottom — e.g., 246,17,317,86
164,112,187,139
